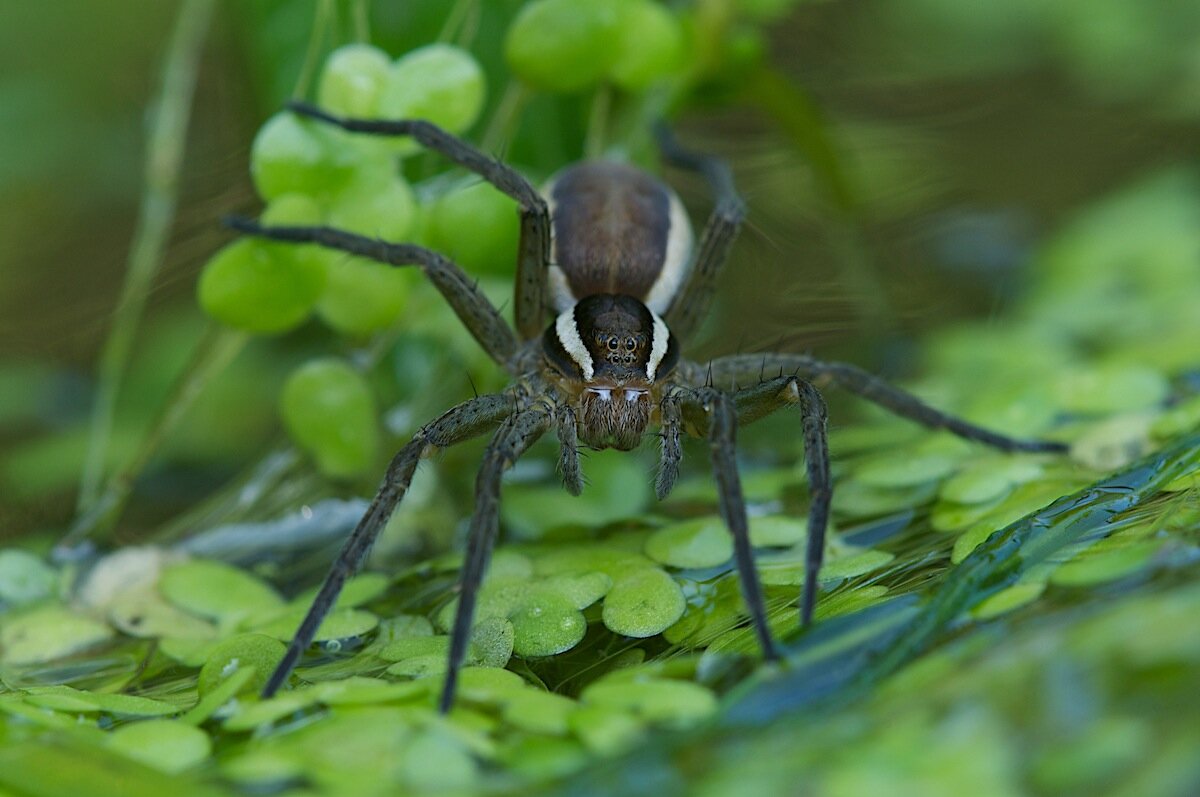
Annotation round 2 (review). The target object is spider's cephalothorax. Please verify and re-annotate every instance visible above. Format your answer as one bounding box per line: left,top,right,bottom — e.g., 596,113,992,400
544,295,679,450
230,101,1067,715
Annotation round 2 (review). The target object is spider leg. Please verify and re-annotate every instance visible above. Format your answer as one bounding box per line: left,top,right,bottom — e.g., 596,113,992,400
727,376,832,625
441,403,554,713
703,353,1067,453
656,391,683,500
287,101,551,340
655,124,745,344
556,404,583,496
261,391,518,699
677,387,781,661
226,218,520,368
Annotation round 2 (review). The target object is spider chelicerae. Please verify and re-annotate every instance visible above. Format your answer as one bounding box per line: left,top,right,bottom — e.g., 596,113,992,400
229,100,1066,712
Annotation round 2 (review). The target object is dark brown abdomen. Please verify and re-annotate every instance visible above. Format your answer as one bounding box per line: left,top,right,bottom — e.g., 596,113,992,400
547,162,688,311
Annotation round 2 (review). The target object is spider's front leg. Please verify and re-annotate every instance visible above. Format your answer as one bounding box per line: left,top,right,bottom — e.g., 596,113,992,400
226,219,520,368
675,387,782,660
262,391,518,699
284,101,552,340
441,403,554,713
726,376,833,625
707,353,1067,454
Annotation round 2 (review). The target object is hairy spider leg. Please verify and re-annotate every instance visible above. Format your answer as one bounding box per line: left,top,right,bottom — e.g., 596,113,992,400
285,101,552,340
656,391,684,499
225,219,520,368
261,392,519,699
440,405,554,713
556,404,584,496
726,375,832,625
674,387,781,659
705,353,1069,454
654,124,746,344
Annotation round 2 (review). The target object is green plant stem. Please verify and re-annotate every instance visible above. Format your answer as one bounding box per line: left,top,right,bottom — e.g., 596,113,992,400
584,85,613,160
352,0,371,42
61,325,247,552
293,0,334,99
77,0,215,514
479,81,530,155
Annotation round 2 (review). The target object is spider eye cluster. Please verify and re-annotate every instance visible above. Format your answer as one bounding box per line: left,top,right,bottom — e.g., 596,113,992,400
596,332,646,365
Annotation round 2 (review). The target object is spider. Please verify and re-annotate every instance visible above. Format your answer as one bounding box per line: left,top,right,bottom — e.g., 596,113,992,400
229,100,1066,713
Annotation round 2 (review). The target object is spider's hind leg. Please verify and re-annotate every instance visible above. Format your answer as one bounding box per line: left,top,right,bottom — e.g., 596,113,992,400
655,124,746,344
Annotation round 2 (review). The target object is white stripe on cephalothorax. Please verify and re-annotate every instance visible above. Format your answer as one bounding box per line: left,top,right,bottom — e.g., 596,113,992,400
642,190,694,314
555,306,594,380
646,311,671,382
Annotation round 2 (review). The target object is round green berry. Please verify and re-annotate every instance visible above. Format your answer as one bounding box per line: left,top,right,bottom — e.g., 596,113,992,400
505,0,625,92
318,43,392,117
609,0,686,90
426,180,519,275
376,44,486,154
280,358,379,479
327,171,417,243
315,258,413,336
250,112,361,201
197,238,325,334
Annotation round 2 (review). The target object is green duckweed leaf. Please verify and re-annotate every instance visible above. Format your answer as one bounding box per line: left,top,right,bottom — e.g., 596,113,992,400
541,571,613,609
1070,412,1155,471
1150,394,1200,440
107,720,211,773
159,560,284,627
311,676,426,705
291,572,390,611
644,517,733,569
1050,542,1159,587
569,702,645,756
468,616,515,666
398,727,480,792
159,636,216,667
502,689,576,735
197,633,286,697
222,691,320,731
23,686,180,717
0,549,57,606
1054,363,1170,415
971,582,1047,620
0,604,114,665
581,677,717,727
180,665,257,726
510,590,587,656
254,607,378,643
749,515,809,547
532,545,657,578
602,569,686,637
853,448,963,488
108,590,218,640
757,548,895,586
832,479,940,518
379,634,448,662
939,458,1043,504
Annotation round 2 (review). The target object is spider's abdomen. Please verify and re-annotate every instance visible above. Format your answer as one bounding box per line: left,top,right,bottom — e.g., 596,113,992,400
545,162,693,315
